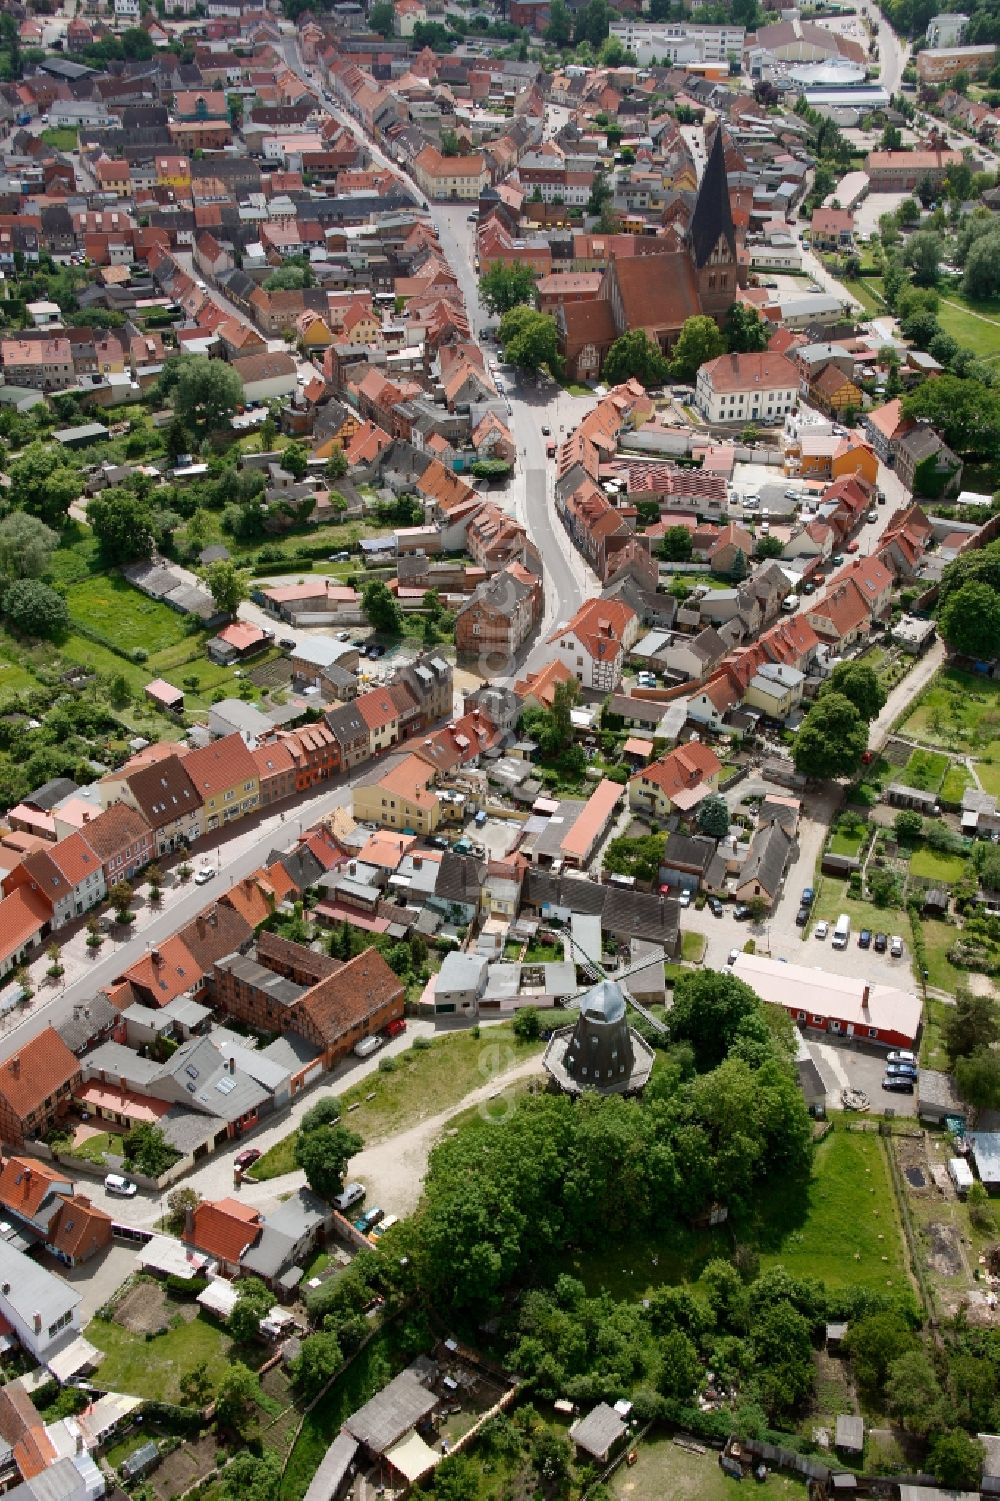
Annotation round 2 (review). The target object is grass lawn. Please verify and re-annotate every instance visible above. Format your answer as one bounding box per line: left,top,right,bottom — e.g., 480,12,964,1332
938,294,1000,361
754,1125,908,1294
66,573,194,656
611,1435,808,1501
921,917,987,997
843,277,886,316
909,847,968,883
900,668,1000,753
86,1306,240,1402
523,941,562,963
919,996,952,1071
41,126,78,150
941,762,973,805
0,648,40,695
681,930,706,963
812,879,903,952
898,748,948,794
253,1024,544,1180
829,828,865,858
67,1131,116,1166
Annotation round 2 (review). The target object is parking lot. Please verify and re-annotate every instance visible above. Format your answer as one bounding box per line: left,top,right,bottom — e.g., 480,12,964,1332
805,1030,919,1115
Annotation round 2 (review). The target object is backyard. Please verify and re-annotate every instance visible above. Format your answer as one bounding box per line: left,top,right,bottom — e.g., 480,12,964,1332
899,670,1000,801
936,291,1000,361
612,1436,808,1501
86,1285,258,1403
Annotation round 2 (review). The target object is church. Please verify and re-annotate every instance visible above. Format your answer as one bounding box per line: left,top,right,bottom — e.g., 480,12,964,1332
556,129,747,384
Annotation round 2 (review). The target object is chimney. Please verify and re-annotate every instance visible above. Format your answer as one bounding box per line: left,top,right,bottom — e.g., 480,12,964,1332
151,948,161,965
228,1055,235,1074
9,1059,19,1078
76,1434,84,1456
33,1312,41,1334
197,916,206,938
861,985,871,1011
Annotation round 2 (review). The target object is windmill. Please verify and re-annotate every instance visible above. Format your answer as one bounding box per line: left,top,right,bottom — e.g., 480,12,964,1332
540,924,668,1098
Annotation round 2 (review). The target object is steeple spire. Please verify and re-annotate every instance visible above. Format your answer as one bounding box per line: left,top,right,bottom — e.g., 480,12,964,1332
689,127,736,271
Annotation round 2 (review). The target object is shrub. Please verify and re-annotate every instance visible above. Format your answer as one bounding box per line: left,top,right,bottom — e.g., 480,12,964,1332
411,1036,431,1051
131,647,148,664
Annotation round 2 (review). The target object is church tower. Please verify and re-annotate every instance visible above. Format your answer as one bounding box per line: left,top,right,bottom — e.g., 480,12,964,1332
689,128,741,323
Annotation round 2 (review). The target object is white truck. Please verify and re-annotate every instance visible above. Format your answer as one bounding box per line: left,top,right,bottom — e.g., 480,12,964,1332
832,913,851,950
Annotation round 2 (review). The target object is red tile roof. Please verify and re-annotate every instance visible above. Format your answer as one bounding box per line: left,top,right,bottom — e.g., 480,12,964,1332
0,886,51,967
183,1197,261,1264
0,1028,80,1124
184,732,259,800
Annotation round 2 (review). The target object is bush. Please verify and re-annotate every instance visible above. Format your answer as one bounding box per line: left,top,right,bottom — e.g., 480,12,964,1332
377,1056,397,1073
131,647,148,664
411,1036,431,1051
166,1274,209,1297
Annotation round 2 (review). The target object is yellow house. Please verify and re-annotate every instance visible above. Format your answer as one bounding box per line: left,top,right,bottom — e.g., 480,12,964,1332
155,154,192,190
831,434,879,488
810,364,864,417
743,663,805,721
183,733,260,833
352,752,441,835
297,311,334,350
628,741,721,820
313,404,361,460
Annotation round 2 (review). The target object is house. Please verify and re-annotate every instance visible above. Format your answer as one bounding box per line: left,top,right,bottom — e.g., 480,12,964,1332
455,563,542,665
734,819,793,909
78,801,153,885
916,43,996,81
101,753,204,857
864,397,915,463
0,887,51,981
0,1028,82,1148
547,599,639,692
514,659,575,711
809,207,855,250
569,1405,628,1466
810,363,863,417
182,1197,261,1275
744,662,805,721
732,952,922,1049
695,352,798,425
865,148,964,190
229,351,298,404
412,147,488,201
0,1157,113,1265
433,951,489,1015
2,834,106,930
183,733,260,832
629,741,722,820
0,1239,80,1363
207,621,272,665
352,753,440,836
895,426,962,498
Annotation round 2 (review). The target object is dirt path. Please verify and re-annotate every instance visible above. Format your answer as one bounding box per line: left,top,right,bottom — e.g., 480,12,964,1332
240,1052,547,1219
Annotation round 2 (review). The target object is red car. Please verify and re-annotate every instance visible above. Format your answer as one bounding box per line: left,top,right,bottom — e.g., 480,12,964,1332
234,1147,261,1171
846,539,860,552
385,1019,407,1039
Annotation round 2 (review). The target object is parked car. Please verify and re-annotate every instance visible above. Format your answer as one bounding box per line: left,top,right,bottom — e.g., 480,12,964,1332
887,1049,917,1065
708,897,724,917
814,920,829,939
733,903,752,921
727,949,739,966
801,887,814,906
234,1148,261,1171
385,1018,407,1038
541,425,551,435
867,508,879,522
334,1182,365,1213
858,929,872,948
886,1062,918,1079
678,889,692,907
366,643,383,659
795,906,810,927
890,935,904,958
831,552,845,567
883,1074,914,1093
278,637,296,650
874,931,888,953
194,867,215,886
802,580,816,595
105,1174,137,1197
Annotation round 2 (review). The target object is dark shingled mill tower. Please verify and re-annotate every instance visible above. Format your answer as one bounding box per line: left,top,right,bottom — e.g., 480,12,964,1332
543,978,654,1097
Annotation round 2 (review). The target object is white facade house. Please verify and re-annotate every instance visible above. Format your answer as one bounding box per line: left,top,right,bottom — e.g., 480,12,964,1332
0,1239,81,1362
608,18,744,64
926,12,968,46
546,600,640,693
113,0,140,19
695,351,799,425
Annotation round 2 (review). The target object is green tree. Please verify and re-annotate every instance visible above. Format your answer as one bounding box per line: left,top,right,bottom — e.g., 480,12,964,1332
904,229,943,285
696,794,730,839
362,579,402,634
955,1048,1000,1110
894,809,924,844
179,1361,214,1408
222,1453,281,1501
512,1006,541,1042
944,989,1000,1062
479,262,538,317
205,560,247,617
755,535,784,559
587,169,612,218
326,448,348,483
843,1312,915,1392
497,306,560,371
752,1300,814,1422
668,969,762,1071
792,693,868,780
264,264,311,291
897,196,921,226
3,579,69,641
530,1429,572,1494
729,547,749,583
166,356,244,442
294,1123,363,1201
166,1185,198,1220
574,0,611,46
300,1096,342,1132
369,0,394,34
544,0,572,45
903,374,1000,459
122,1122,175,1177
939,580,1000,660
602,329,670,388
0,512,57,579
962,227,1000,299
660,525,693,561
928,1432,986,1492
886,1349,948,1436
822,661,887,722
88,487,156,563
725,302,770,353
8,443,81,527
292,1331,343,1398
282,442,309,481
229,1277,272,1344
658,1328,700,1399
214,1363,261,1438
669,315,726,382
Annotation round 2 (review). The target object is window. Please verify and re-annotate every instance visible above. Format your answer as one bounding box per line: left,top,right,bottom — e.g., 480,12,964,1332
812,1015,824,1025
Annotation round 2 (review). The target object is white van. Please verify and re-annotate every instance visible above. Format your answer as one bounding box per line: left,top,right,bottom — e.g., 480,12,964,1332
832,913,851,950
354,1034,384,1059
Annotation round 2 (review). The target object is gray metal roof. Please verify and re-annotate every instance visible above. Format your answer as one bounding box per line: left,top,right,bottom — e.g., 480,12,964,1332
0,1239,80,1328
302,1433,359,1501
214,953,308,1009
569,1403,627,1460
344,1365,438,1454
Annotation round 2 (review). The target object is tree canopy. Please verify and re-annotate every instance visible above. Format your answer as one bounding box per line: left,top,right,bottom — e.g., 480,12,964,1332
294,1123,363,1201
0,513,57,580
602,330,670,388
793,693,868,780
938,581,1000,661
2,579,69,641
362,579,402,634
497,306,560,372
88,487,156,564
205,559,248,617
479,262,538,317
669,316,726,383
163,356,244,443
725,303,770,354
8,443,81,528
821,662,887,723
902,374,1000,459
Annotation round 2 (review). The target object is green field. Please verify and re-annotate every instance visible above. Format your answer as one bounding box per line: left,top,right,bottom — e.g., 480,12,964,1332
937,293,1000,361
755,1126,908,1293
611,1436,808,1501
829,828,866,858
812,879,904,953
898,748,948,794
842,276,886,316
919,996,952,1071
921,917,988,996
940,762,973,805
66,573,194,656
682,930,706,962
86,1306,240,1403
901,668,1000,752
975,760,1000,798
41,126,78,151
252,1023,543,1181
909,847,968,883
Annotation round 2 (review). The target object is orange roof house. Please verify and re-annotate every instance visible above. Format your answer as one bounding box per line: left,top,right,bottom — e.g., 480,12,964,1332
0,1028,82,1147
182,1196,261,1272
629,741,722,818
